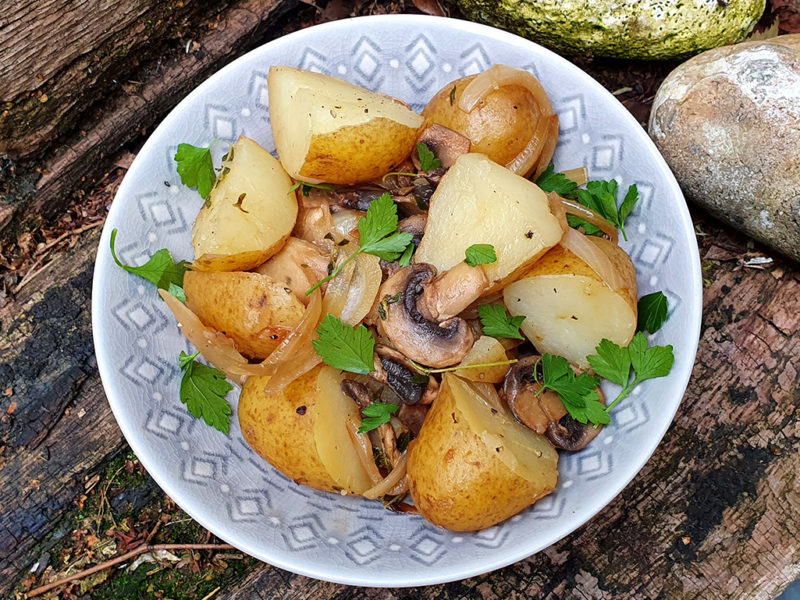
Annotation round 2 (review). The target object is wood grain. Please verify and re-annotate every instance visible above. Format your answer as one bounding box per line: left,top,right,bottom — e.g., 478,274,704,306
0,0,298,235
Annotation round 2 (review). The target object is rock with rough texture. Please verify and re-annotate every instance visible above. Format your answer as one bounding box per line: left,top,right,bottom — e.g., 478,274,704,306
451,0,764,60
649,35,800,262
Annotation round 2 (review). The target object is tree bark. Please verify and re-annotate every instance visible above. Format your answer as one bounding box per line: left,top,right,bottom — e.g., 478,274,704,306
0,0,299,235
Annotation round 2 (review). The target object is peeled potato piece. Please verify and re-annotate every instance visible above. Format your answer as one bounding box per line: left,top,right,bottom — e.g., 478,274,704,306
192,136,297,271
183,270,305,360
407,373,558,531
414,153,563,292
268,66,424,184
503,237,638,369
238,365,374,495
456,335,510,383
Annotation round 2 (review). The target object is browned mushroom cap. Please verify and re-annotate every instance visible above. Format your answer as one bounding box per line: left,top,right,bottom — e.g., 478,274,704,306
378,264,475,368
413,124,471,169
372,345,439,405
502,355,605,451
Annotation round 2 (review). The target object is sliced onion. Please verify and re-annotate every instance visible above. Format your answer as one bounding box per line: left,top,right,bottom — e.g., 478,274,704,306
559,227,625,292
561,166,589,187
260,288,323,394
331,209,364,238
322,242,382,326
293,197,335,249
459,64,554,115
159,289,252,384
558,195,619,243
362,453,408,500
546,191,569,236
505,106,548,177
346,415,384,485
531,115,559,179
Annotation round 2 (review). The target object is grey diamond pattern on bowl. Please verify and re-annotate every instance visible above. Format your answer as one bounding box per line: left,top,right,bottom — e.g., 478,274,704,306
92,16,701,587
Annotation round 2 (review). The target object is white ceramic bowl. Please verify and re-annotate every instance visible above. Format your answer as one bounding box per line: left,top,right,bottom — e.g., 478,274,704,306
92,15,702,587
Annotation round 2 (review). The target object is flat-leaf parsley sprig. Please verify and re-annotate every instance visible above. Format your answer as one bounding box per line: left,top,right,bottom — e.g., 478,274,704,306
534,354,609,426
109,229,189,295
178,351,233,434
358,403,400,433
587,332,674,412
305,193,413,295
174,142,217,199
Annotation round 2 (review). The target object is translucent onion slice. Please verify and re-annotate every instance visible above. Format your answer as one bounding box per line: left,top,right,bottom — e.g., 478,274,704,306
331,209,363,238
505,108,550,177
559,227,625,292
546,191,569,236
346,415,384,485
322,244,382,326
458,64,554,116
159,289,253,384
362,453,409,500
561,166,589,187
558,195,619,243
531,115,559,179
260,288,323,395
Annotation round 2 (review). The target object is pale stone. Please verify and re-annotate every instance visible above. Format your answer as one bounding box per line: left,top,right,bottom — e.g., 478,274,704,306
649,35,800,262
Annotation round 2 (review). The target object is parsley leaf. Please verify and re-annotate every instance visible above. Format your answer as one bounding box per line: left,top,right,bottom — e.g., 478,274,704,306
535,164,579,197
538,354,608,426
174,143,216,199
464,244,497,267
566,214,604,237
110,229,189,292
398,243,414,267
306,194,412,294
637,291,669,334
478,304,525,340
575,180,638,241
288,181,335,196
178,351,233,434
417,142,442,171
312,315,375,374
358,402,400,433
586,333,674,412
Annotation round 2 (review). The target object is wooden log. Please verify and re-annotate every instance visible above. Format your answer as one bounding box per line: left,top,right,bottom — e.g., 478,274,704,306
0,229,127,590
0,0,299,235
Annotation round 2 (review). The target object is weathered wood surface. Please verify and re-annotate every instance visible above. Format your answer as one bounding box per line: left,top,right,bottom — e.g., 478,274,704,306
1,1,799,598
0,0,298,233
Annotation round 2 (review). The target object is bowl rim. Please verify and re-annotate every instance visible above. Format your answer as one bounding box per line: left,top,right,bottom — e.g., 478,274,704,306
92,13,703,587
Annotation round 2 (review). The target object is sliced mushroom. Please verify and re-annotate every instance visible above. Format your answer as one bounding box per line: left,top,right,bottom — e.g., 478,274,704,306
397,403,428,437
502,355,605,451
371,345,439,405
377,264,479,368
413,124,471,169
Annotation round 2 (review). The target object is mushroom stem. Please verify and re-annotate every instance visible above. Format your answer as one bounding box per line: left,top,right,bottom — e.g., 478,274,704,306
422,262,489,321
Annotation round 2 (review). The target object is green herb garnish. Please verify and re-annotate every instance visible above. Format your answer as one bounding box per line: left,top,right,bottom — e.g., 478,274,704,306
464,243,497,267
312,315,376,375
178,351,233,434
478,304,525,340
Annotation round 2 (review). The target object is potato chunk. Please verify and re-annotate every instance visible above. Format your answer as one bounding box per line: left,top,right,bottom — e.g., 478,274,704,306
268,66,424,184
413,153,562,292
192,136,296,271
503,238,637,368
407,373,558,531
183,270,304,360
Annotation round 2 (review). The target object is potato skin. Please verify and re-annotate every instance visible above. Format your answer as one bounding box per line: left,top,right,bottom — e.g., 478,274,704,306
407,375,554,531
523,236,638,311
183,271,304,359
238,366,339,493
299,117,420,184
423,75,542,168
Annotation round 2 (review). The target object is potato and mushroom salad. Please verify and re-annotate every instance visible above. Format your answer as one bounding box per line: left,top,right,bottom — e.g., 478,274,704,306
111,65,676,532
